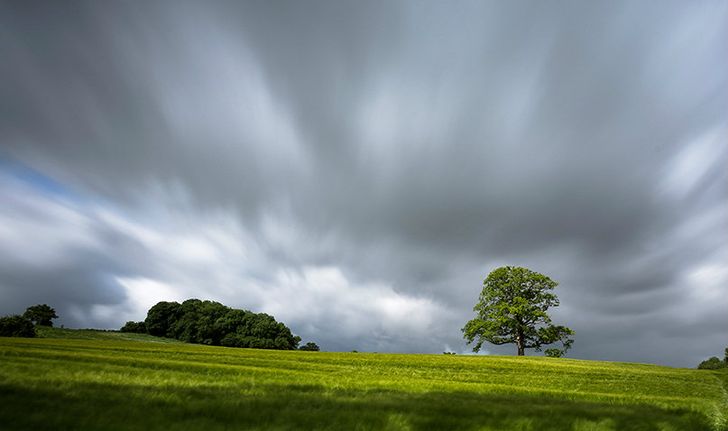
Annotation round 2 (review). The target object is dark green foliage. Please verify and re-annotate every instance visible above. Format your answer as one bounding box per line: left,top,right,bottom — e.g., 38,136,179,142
299,342,320,351
22,304,58,327
168,299,229,344
697,356,726,370
463,266,574,356
144,301,182,337
697,346,728,370
143,299,300,350
120,321,147,333
0,315,36,337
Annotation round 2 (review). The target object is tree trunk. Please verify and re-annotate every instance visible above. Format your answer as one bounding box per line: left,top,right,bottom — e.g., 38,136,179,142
516,331,525,356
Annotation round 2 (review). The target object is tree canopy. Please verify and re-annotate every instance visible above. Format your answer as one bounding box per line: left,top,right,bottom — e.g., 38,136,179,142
463,266,574,356
23,304,58,327
140,299,302,350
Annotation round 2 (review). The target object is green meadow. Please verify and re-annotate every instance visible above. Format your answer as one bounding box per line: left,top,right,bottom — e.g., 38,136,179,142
1,329,726,431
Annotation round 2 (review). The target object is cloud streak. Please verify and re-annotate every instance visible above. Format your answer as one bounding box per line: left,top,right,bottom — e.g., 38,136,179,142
1,0,726,366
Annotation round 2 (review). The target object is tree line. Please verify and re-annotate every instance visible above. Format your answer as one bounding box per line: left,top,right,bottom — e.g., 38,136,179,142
122,299,318,351
0,300,319,351
0,304,58,337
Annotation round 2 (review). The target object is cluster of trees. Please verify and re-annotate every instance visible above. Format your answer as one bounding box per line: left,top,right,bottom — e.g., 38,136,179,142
122,299,314,351
463,266,574,357
0,304,58,337
698,348,728,370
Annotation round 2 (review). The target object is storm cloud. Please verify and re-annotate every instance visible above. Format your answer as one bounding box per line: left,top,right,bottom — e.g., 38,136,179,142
1,0,726,366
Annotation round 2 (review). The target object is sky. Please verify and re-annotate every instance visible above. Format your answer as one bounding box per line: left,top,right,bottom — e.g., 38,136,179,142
1,0,726,367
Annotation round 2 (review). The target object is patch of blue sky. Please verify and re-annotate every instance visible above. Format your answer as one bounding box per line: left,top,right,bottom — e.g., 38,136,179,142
0,157,82,203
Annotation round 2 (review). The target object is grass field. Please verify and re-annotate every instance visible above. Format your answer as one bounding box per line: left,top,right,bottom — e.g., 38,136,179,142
1,329,726,430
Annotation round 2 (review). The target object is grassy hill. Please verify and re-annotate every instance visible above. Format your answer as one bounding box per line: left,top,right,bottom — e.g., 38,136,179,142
1,329,726,430
32,326,183,343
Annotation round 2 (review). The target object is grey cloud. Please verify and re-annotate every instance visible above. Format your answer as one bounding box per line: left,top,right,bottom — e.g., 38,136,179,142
1,0,727,366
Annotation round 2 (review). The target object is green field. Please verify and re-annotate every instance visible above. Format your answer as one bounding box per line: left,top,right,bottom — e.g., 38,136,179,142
1,330,726,430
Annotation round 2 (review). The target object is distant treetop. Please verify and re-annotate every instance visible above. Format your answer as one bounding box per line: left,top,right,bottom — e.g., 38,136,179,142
23,304,58,327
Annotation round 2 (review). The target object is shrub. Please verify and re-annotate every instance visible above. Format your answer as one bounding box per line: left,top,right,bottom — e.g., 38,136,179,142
0,315,36,337
299,342,320,351
697,357,726,370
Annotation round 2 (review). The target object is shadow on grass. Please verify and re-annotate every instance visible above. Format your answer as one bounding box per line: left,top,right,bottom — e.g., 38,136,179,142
0,381,714,431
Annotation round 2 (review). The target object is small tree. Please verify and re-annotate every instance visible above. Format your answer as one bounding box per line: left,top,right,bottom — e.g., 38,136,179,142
299,342,320,351
0,315,36,337
23,304,58,327
463,266,574,356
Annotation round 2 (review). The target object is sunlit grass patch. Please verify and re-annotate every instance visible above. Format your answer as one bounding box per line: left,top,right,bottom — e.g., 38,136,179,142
1,330,726,430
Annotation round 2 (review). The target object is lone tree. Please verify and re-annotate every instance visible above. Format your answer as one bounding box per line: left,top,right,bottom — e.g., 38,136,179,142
463,266,574,356
23,304,58,327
